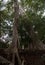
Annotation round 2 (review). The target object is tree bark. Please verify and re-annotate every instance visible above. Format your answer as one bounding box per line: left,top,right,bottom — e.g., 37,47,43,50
11,0,22,65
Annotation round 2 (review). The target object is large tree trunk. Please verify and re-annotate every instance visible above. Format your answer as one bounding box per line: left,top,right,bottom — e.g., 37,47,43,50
11,0,22,65
6,0,24,65
0,14,2,37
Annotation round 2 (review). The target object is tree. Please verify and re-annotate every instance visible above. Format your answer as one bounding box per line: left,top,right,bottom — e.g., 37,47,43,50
10,0,22,65
0,0,45,65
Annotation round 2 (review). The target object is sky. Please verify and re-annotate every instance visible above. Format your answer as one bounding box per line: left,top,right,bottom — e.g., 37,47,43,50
3,0,20,3
3,0,8,3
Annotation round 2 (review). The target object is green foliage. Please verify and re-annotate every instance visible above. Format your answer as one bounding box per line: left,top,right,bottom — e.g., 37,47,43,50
18,17,32,47
20,0,45,42
0,41,8,48
0,0,13,37
0,0,45,48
